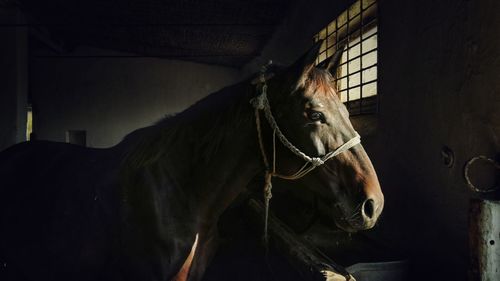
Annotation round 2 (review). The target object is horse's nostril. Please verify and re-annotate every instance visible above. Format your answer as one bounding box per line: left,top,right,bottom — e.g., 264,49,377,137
362,199,375,219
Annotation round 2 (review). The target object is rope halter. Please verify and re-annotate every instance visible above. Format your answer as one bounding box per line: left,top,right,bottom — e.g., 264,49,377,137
250,74,361,245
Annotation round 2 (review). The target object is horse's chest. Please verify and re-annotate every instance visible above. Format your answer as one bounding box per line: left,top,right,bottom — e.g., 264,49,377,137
172,233,199,281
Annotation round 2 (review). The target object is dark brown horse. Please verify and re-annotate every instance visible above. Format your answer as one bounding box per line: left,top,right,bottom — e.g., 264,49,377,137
0,42,383,281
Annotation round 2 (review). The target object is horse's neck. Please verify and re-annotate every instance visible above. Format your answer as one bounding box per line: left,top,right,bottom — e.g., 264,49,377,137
191,128,261,224
183,104,261,225
154,85,262,225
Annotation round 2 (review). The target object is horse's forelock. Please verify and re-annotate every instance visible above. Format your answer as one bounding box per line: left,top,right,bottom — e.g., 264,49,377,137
302,68,337,98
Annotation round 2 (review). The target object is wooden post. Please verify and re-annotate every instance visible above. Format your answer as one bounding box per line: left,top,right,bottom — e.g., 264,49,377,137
246,198,356,281
469,199,500,281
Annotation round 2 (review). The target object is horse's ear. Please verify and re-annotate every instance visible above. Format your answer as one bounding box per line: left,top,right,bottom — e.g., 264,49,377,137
287,40,323,85
323,42,346,74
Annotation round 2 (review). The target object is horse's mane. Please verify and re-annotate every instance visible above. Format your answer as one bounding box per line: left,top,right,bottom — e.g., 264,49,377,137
119,66,334,170
120,79,255,169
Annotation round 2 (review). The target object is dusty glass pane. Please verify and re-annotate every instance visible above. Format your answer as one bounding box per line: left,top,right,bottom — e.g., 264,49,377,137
327,33,336,47
320,40,327,52
341,47,348,65
338,24,347,42
363,2,378,18
328,20,337,33
362,81,377,97
340,90,348,102
327,46,336,57
348,44,360,60
338,77,348,91
362,34,377,53
349,30,361,46
363,20,377,36
338,10,348,27
319,28,327,40
318,52,327,63
348,58,361,74
349,0,361,18
348,15,361,32
362,0,376,9
363,25,377,40
335,64,347,79
348,86,361,100
362,51,377,68
362,66,377,83
349,73,361,88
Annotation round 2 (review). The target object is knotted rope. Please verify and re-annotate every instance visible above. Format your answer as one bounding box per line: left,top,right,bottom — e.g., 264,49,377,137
250,66,361,246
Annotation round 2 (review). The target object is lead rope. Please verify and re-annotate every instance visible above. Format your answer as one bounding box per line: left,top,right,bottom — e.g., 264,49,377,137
254,97,273,247
251,84,361,247
251,62,360,281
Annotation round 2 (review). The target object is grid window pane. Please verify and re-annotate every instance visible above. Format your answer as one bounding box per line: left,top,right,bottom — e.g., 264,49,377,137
362,51,377,68
349,1,361,18
363,2,378,21
348,58,361,74
314,0,378,115
349,72,361,88
338,24,347,42
363,23,377,38
318,51,327,63
320,40,327,52
340,47,349,65
362,0,377,9
327,46,336,58
327,33,336,47
348,86,361,100
319,28,327,40
362,81,377,97
338,11,348,27
349,30,362,46
348,15,361,32
348,44,361,60
338,77,348,91
328,21,337,33
362,31,377,52
362,66,377,83
340,90,348,102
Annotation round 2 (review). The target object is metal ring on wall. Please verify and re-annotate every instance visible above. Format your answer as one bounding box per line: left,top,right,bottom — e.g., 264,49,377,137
464,156,500,193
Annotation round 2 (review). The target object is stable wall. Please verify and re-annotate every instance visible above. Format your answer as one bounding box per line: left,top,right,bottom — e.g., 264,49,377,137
0,8,28,151
244,0,500,280
30,49,240,148
375,1,500,280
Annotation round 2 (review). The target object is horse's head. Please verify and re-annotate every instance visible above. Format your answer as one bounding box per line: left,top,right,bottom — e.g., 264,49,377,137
260,42,384,232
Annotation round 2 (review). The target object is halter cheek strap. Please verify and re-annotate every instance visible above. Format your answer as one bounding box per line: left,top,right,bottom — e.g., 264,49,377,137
250,82,361,245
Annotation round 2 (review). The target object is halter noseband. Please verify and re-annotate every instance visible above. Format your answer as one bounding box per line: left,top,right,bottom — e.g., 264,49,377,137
250,71,361,245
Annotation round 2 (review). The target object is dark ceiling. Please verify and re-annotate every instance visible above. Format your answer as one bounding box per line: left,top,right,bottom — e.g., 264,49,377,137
7,0,295,67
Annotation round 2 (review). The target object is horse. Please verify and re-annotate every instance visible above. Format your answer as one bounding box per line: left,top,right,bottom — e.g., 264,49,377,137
0,41,384,281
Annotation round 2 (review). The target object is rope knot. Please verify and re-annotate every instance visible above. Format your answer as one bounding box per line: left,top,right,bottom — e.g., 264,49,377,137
311,157,324,166
264,184,273,200
250,93,266,110
264,172,273,200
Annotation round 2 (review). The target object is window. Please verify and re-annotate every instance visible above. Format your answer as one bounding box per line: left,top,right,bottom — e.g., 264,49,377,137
314,0,378,115
26,105,33,141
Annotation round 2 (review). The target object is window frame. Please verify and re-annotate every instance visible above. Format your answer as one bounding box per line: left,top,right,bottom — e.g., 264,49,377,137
314,0,379,116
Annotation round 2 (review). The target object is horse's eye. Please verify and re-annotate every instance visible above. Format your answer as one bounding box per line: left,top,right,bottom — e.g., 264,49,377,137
308,111,325,122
